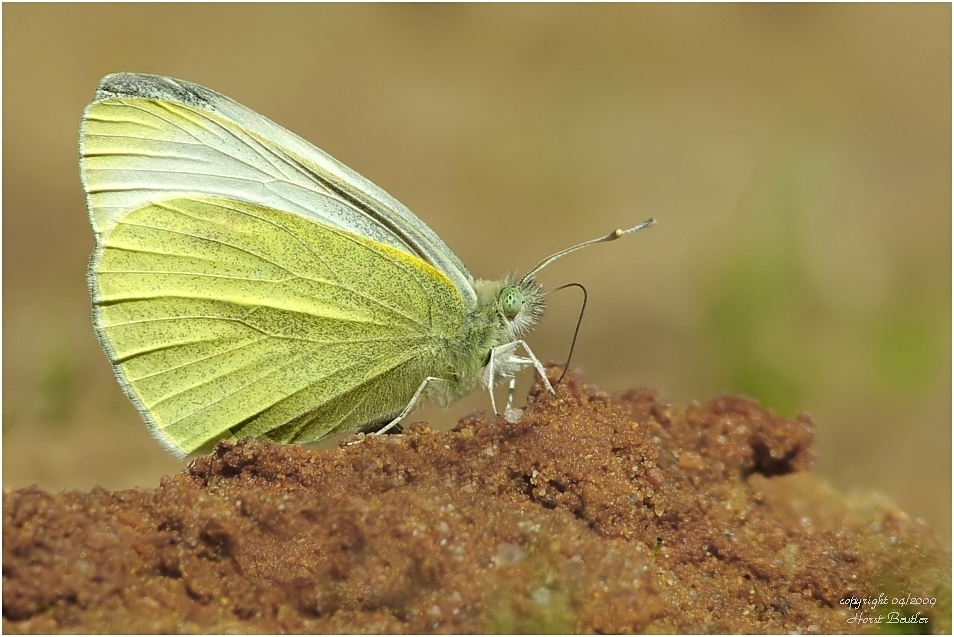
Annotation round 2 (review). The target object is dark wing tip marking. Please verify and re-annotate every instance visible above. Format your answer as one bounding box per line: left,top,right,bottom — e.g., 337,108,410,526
96,73,216,110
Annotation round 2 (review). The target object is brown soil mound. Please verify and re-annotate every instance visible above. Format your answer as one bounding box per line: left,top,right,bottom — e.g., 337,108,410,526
3,370,950,633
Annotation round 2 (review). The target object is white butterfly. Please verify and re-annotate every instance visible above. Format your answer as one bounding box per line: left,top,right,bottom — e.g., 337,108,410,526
80,73,653,456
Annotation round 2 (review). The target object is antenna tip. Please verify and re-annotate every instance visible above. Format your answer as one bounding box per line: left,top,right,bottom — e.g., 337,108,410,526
618,217,657,236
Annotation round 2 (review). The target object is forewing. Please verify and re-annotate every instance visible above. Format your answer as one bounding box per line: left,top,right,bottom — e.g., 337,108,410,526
91,197,464,456
80,73,476,306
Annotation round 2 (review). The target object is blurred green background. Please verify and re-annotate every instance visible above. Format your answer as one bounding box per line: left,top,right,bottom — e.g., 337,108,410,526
3,5,950,543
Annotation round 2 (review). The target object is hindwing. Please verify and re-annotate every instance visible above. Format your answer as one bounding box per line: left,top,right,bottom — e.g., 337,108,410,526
91,196,463,456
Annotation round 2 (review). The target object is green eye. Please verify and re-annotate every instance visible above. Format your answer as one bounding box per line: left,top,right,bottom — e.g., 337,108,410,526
500,286,524,319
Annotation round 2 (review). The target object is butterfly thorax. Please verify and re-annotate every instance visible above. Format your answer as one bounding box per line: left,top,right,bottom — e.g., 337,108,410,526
429,276,544,406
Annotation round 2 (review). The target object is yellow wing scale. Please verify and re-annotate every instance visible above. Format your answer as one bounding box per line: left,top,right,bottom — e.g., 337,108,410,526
92,196,463,456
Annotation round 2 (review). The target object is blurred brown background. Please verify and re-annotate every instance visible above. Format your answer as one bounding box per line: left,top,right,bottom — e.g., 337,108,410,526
3,5,950,543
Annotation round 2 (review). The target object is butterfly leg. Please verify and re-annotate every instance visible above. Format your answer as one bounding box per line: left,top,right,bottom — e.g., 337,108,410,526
375,376,443,435
511,340,555,394
485,347,499,416
486,367,521,422
483,340,554,418
484,343,524,416
503,374,525,423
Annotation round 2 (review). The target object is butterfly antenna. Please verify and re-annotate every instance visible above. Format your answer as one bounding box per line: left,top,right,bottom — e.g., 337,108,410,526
521,217,656,283
546,282,588,384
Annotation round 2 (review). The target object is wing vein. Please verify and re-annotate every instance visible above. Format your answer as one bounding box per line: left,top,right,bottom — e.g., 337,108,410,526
193,199,430,329
120,101,282,180
127,336,270,382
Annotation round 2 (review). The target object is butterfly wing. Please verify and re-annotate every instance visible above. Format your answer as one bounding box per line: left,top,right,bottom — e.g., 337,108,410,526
93,196,464,457
80,73,476,307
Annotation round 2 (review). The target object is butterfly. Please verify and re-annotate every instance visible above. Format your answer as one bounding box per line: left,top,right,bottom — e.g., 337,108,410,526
79,73,654,457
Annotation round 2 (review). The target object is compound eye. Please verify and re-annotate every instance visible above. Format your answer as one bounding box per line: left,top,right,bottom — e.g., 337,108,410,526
500,286,524,320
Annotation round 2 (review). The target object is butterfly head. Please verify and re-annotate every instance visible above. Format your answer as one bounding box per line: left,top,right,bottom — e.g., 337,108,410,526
496,277,544,340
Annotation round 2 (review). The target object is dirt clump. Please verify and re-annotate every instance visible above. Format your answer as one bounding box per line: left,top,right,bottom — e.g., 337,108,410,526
3,369,950,633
